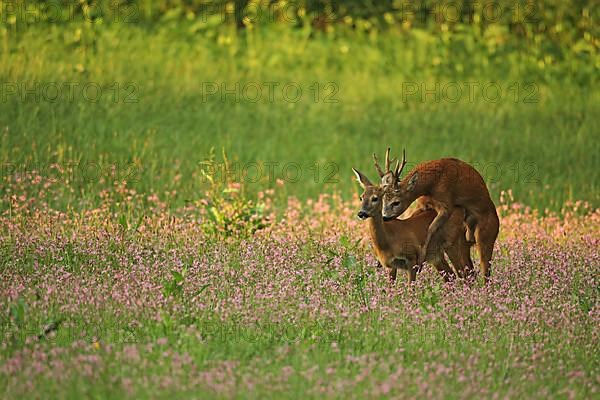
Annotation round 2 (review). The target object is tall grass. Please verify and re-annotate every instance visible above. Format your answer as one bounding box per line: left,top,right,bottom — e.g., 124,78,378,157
0,23,598,211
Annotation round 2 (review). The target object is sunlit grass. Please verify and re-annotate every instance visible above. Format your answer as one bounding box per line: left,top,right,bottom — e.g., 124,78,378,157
0,25,598,211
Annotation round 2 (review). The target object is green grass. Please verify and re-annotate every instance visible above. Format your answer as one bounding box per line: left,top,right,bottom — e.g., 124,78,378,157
1,24,598,211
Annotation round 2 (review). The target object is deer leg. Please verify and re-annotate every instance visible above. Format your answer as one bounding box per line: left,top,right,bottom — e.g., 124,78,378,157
462,239,475,279
393,256,417,284
476,238,493,283
464,213,477,244
446,227,475,279
420,207,451,265
431,255,455,282
475,211,499,284
425,233,454,281
445,244,465,279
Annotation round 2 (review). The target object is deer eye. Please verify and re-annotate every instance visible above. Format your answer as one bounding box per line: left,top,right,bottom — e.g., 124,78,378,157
391,201,401,207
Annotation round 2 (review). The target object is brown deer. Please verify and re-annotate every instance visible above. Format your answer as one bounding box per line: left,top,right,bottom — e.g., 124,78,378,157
375,148,499,282
353,168,474,284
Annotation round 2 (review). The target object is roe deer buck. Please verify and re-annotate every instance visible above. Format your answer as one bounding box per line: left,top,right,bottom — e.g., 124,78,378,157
373,149,434,218
353,168,474,283
375,148,499,282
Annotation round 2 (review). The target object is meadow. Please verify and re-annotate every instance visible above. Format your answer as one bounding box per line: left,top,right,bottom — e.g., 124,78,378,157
1,177,598,398
1,3,599,399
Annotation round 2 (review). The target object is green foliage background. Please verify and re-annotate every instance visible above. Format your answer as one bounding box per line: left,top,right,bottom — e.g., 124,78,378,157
0,0,598,211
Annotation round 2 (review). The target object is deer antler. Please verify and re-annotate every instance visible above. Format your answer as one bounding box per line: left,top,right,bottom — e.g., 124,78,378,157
384,147,391,172
394,148,407,177
372,153,385,177
375,147,399,178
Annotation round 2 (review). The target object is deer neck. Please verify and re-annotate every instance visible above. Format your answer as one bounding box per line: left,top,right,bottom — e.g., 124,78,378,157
367,211,391,252
403,170,431,201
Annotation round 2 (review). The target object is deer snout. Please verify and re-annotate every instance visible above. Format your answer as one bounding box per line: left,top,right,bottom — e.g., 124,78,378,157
357,210,369,220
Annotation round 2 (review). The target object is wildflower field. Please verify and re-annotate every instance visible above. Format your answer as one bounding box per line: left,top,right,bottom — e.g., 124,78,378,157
1,1,599,398
1,169,598,399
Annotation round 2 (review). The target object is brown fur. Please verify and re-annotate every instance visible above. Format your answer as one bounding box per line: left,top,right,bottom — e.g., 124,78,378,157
381,157,499,283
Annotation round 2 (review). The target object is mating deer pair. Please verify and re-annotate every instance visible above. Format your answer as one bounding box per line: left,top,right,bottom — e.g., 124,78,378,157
354,148,499,284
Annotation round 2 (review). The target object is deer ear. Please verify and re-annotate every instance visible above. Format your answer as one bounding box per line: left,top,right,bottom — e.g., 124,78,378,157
406,172,419,191
352,168,372,189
